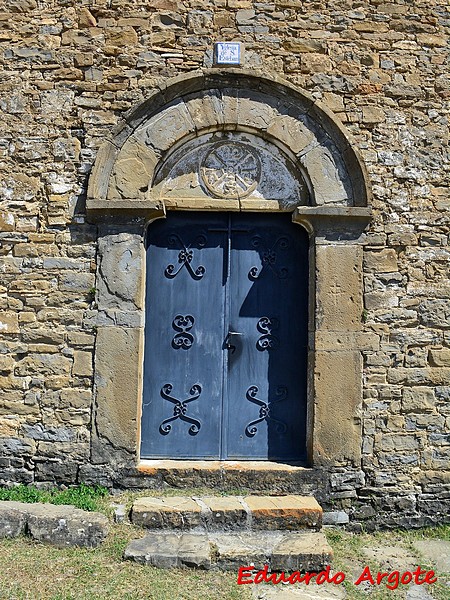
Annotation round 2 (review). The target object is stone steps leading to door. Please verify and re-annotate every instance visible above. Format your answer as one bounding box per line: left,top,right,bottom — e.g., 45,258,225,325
124,530,333,571
125,495,333,571
131,494,322,531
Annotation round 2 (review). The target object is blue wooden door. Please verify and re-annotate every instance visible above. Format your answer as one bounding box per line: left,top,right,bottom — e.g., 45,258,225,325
141,212,308,461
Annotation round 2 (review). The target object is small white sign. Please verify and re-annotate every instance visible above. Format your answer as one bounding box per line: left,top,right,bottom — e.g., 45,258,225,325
214,42,241,65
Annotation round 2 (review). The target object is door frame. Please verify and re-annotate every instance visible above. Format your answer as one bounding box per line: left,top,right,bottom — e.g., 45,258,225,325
86,70,372,483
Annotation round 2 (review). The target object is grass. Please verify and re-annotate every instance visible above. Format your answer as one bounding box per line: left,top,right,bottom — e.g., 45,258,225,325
0,525,448,599
0,486,448,599
323,526,450,600
0,483,108,512
0,524,250,600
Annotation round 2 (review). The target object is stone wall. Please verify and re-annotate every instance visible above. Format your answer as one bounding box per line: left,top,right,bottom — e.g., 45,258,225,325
0,0,449,529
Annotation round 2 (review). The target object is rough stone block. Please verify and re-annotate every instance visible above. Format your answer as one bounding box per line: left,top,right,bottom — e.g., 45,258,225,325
108,138,158,199
267,113,316,155
316,244,363,332
0,210,15,232
34,460,78,483
210,531,281,570
0,501,27,537
0,356,14,374
67,332,95,347
25,503,108,547
235,95,276,130
185,90,224,130
419,299,450,329
16,355,72,377
244,495,322,530
300,144,350,204
105,27,138,47
323,510,349,525
314,350,362,466
97,233,144,310
201,496,247,529
93,327,141,460
0,312,19,335
124,532,211,569
364,249,398,273
0,502,108,547
72,351,93,377
271,532,333,572
20,423,74,442
429,349,450,367
132,497,202,529
138,102,195,154
362,106,385,124
402,387,435,413
59,272,95,293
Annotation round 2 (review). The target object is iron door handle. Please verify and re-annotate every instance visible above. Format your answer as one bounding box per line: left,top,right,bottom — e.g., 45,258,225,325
225,331,243,354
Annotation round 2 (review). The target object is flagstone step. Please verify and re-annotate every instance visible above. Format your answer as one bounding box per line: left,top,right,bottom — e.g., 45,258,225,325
124,530,333,571
131,495,322,532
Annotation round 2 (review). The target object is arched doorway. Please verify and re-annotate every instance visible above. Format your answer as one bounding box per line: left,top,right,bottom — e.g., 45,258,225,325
86,69,371,481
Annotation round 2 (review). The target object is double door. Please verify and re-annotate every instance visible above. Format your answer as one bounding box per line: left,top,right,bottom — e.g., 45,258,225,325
141,212,308,461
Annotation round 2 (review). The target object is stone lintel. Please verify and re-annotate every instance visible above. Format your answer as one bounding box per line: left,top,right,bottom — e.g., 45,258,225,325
86,198,165,221
293,206,372,242
294,206,372,219
159,197,297,212
163,197,240,211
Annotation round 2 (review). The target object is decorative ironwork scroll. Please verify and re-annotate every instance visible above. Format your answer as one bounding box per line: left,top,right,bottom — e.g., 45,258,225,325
165,234,206,280
159,383,202,436
244,385,288,437
172,314,195,350
248,236,290,280
256,317,279,351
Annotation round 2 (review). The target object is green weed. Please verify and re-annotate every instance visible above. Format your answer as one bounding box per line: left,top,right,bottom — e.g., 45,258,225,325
0,483,108,512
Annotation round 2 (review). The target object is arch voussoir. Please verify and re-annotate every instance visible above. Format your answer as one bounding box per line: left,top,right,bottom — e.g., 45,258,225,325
87,69,371,215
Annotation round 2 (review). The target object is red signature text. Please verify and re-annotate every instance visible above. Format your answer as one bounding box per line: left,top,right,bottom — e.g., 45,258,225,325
237,564,437,591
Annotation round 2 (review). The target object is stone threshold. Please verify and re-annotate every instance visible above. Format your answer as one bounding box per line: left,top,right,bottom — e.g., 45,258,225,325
135,460,314,493
138,460,309,473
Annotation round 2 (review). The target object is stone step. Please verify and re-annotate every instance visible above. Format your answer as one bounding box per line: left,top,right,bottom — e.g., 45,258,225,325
0,501,109,548
131,495,322,532
124,530,333,571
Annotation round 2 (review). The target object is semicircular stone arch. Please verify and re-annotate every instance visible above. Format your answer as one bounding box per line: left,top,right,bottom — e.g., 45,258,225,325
87,69,373,483
87,69,371,216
